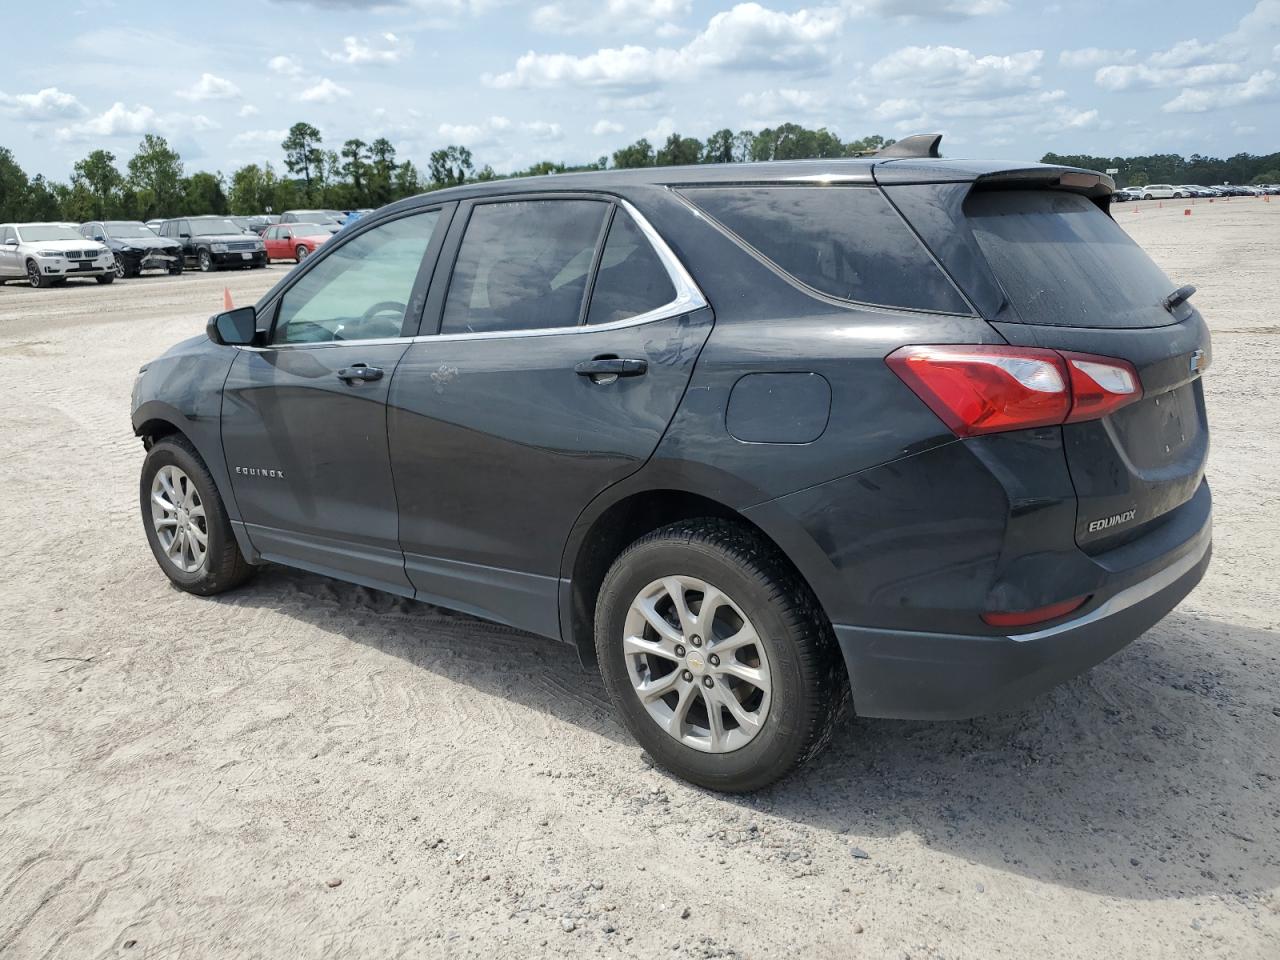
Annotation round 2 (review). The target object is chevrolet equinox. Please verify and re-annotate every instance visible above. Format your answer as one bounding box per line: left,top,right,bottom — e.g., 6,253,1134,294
132,136,1212,791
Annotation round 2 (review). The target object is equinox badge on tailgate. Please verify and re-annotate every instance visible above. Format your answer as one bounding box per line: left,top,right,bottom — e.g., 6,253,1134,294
1088,508,1137,533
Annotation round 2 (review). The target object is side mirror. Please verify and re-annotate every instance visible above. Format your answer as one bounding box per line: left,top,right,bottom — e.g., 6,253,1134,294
2,239,17,246
207,306,260,346
179,232,191,239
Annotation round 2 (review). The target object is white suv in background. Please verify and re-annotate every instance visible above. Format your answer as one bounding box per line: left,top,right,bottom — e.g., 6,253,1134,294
0,223,115,288
1139,184,1178,200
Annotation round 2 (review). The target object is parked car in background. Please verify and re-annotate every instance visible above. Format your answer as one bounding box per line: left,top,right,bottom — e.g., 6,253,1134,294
131,145,1213,791
280,210,342,233
155,216,267,272
0,222,114,288
146,219,164,232
1117,186,1145,202
228,217,260,235
1140,184,1178,199
246,215,280,234
80,220,183,278
263,222,330,263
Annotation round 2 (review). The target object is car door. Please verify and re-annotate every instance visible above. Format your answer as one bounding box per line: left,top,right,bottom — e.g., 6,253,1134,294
264,226,283,260
220,205,453,595
387,195,713,639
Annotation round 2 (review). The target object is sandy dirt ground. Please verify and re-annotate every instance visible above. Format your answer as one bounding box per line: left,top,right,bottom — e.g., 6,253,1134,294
1,198,1278,960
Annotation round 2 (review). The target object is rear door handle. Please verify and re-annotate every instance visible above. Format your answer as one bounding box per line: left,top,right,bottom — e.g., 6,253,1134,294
575,357,648,379
337,364,383,383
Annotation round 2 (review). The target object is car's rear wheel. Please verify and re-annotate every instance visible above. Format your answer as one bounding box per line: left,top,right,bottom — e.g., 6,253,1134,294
595,519,846,792
296,245,309,262
26,260,47,289
140,436,255,596
198,250,215,273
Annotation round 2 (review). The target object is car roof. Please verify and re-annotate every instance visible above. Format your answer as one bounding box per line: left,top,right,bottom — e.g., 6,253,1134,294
378,156,1110,211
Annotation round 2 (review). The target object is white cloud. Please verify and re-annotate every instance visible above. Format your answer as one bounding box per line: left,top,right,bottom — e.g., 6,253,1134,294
437,115,563,146
177,73,241,102
1146,38,1226,68
268,55,304,77
297,78,352,103
325,33,409,65
533,0,692,34
869,45,1043,96
488,2,844,89
231,128,288,146
597,91,666,111
239,104,260,118
592,119,625,135
846,0,1009,18
1096,62,1244,91
1059,47,1136,69
55,102,216,142
1162,69,1278,112
737,87,829,116
0,87,88,120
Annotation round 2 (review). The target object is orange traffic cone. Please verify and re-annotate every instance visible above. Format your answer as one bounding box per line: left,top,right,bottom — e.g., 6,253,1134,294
1184,208,1191,216
223,287,234,311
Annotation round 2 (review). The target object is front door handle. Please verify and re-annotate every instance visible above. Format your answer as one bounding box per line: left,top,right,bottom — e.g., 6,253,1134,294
575,357,648,380
337,364,383,383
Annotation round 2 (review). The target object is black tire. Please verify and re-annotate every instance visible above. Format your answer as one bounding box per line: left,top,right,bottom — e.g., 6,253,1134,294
140,436,255,596
296,245,309,263
198,249,215,273
26,259,47,289
594,519,847,792
96,273,114,284
168,260,183,276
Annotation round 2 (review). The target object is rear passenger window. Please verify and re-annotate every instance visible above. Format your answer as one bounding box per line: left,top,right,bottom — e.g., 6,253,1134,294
441,199,608,334
586,210,677,325
682,186,969,314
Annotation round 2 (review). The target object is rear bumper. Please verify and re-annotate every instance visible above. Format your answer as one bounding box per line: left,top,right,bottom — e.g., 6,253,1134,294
836,513,1211,720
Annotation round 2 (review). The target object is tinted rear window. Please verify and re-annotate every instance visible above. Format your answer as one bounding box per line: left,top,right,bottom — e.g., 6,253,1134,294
966,190,1177,328
683,185,969,314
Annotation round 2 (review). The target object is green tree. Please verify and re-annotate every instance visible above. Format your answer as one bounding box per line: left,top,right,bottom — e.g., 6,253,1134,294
842,134,893,156
655,133,703,167
227,162,281,214
394,161,422,197
368,138,397,205
341,138,370,204
70,150,124,220
0,147,33,221
281,122,324,202
428,145,473,187
182,171,228,214
701,129,737,164
1250,169,1280,185
612,138,654,169
126,135,184,219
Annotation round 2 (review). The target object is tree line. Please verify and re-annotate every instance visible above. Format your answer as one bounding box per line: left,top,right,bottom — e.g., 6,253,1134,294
1042,151,1280,188
2,121,1276,224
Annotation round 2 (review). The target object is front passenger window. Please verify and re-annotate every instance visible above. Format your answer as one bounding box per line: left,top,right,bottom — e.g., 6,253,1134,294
274,210,440,345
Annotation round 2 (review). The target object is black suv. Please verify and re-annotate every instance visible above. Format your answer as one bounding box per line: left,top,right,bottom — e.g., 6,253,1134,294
80,220,183,278
155,216,267,272
131,138,1211,791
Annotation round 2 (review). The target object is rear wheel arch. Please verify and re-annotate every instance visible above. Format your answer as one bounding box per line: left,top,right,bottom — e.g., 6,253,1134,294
561,488,827,668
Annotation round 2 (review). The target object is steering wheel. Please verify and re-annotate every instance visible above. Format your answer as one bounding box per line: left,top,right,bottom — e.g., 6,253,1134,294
361,300,406,323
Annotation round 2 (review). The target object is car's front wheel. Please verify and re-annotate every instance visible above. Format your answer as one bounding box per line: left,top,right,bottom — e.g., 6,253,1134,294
168,260,183,276
595,519,846,792
96,274,114,285
113,257,128,279
140,436,255,595
198,250,215,273
26,260,47,289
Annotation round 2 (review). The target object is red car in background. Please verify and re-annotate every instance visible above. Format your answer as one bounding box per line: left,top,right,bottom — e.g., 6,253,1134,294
263,223,331,263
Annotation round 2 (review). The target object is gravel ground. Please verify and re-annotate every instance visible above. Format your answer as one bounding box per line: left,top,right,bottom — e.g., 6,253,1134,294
2,199,1278,960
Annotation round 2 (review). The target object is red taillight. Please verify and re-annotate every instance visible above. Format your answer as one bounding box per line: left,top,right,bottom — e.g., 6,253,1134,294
981,595,1088,628
886,345,1142,437
1060,351,1142,422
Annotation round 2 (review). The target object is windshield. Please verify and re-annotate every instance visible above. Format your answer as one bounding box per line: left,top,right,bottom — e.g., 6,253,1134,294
191,219,244,236
105,221,157,238
17,225,84,242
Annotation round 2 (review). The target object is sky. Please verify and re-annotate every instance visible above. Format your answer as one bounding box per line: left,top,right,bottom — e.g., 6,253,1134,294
2,0,1278,180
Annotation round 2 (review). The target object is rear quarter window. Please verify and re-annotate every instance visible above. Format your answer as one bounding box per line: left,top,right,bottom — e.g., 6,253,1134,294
681,185,970,314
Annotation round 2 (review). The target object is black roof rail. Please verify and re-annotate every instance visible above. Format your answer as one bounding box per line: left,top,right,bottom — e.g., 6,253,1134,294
874,133,943,159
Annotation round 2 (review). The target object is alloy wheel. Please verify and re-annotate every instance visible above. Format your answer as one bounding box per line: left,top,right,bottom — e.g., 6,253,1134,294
114,257,126,279
199,251,212,272
26,262,40,287
150,465,208,573
296,245,309,262
623,575,772,753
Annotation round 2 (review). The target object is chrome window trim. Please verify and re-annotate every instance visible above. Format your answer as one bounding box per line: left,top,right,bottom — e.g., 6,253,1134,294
240,198,707,351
